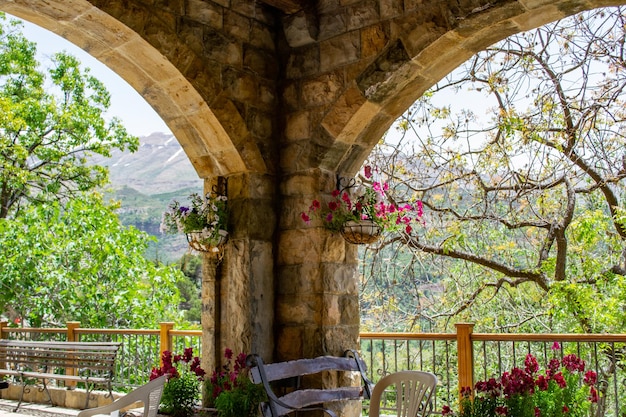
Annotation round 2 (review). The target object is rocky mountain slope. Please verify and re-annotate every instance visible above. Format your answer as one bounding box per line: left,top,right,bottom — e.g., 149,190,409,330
91,132,203,262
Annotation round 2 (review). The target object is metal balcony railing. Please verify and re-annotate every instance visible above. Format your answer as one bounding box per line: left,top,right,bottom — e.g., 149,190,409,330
1,321,624,415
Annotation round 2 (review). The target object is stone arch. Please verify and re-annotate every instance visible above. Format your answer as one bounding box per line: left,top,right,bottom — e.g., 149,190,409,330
322,0,626,176
0,0,246,178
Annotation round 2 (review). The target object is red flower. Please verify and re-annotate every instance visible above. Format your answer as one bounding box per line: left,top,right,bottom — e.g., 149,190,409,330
525,353,539,374
562,354,585,372
584,370,597,386
553,372,567,389
589,386,599,403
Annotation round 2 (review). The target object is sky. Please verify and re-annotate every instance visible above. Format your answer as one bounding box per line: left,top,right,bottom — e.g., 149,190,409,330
13,14,172,137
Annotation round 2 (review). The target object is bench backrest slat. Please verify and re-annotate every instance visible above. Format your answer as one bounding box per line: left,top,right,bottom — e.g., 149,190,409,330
0,340,120,378
247,350,373,417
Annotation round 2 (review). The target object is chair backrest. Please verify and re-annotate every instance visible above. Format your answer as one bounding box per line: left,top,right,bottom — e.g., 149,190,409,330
368,370,437,417
77,375,166,417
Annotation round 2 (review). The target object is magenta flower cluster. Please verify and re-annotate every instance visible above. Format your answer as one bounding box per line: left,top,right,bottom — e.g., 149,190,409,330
301,166,424,234
204,348,249,406
150,347,206,381
442,343,599,417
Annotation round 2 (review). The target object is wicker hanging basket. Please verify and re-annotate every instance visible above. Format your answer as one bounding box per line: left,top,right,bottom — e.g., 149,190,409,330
186,229,229,252
340,220,382,244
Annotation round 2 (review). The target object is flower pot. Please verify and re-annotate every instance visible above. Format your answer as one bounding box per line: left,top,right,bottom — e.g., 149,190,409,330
186,229,228,252
340,220,381,244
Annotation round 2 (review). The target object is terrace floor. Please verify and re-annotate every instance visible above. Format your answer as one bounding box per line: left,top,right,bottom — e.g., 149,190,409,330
0,400,78,417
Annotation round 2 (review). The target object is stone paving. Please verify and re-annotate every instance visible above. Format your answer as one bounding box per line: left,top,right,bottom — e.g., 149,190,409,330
0,400,78,417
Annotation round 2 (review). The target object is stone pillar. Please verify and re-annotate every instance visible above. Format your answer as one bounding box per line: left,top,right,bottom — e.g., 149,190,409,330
214,173,276,362
276,168,360,361
201,252,220,380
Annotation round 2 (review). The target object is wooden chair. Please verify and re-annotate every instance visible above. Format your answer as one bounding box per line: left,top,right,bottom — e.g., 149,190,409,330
368,371,437,417
77,375,166,417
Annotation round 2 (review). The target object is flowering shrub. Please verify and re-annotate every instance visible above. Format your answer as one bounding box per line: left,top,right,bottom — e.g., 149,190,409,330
150,348,206,417
160,192,228,246
301,166,424,234
204,348,266,417
442,344,599,417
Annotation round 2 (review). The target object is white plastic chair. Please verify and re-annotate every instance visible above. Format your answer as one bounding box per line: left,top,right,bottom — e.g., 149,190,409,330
368,371,437,417
77,375,166,417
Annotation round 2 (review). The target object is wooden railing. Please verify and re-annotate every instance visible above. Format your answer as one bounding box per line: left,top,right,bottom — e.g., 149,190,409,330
2,321,625,415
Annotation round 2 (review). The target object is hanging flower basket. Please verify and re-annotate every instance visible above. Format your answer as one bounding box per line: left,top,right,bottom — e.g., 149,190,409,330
186,229,229,252
340,220,381,244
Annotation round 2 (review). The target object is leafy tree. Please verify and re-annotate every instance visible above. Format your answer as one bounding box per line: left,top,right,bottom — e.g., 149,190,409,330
362,6,626,334
0,14,183,328
0,193,183,328
0,13,138,219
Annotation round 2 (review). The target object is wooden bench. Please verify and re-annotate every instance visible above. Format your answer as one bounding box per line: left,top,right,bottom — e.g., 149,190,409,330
247,349,374,417
0,340,121,411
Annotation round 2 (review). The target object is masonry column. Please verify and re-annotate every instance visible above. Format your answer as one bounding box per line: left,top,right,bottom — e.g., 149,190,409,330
276,168,361,359
217,173,276,361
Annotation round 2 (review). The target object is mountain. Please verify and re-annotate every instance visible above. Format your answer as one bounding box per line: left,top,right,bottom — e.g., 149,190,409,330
93,132,203,194
91,132,204,262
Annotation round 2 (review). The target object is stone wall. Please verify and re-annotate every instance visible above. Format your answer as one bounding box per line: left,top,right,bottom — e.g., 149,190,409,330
1,4,625,415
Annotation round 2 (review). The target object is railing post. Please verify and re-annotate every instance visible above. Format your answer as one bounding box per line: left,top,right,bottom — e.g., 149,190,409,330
0,321,7,339
0,321,6,371
67,321,80,342
455,323,474,396
66,321,80,388
160,322,175,365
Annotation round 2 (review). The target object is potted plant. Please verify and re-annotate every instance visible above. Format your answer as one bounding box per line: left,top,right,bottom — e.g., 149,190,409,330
161,192,228,252
150,347,206,417
442,343,599,417
301,165,424,244
204,349,266,417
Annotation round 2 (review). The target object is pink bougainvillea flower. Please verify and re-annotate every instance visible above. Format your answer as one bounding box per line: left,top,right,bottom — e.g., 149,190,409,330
301,212,310,223
551,341,561,351
331,189,341,197
364,165,372,179
589,386,599,403
328,201,339,211
310,200,321,211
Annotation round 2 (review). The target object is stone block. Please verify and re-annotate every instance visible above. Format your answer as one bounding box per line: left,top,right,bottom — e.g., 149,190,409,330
277,326,304,359
346,0,380,31
361,23,388,59
319,11,347,41
277,264,322,295
187,0,223,28
320,32,360,72
250,21,277,51
380,0,403,19
301,73,343,107
243,46,280,79
227,172,275,199
284,10,318,47
285,111,311,142
323,294,342,325
320,86,367,138
286,45,321,79
276,294,322,325
322,263,358,293
247,107,274,140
